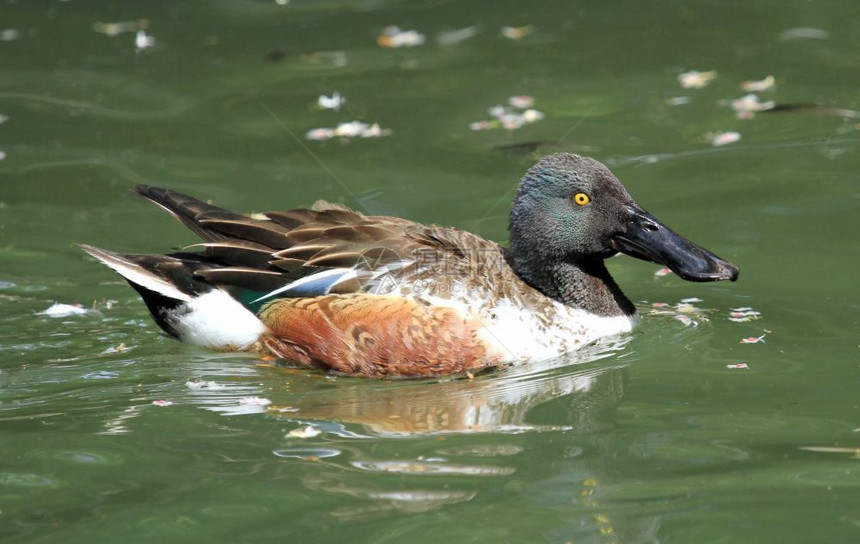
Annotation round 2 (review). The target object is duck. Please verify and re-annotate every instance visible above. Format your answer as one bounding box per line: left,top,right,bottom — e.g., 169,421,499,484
81,153,738,377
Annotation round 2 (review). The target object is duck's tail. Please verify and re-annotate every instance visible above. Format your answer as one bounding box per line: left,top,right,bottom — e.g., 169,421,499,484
79,244,267,351
131,184,239,242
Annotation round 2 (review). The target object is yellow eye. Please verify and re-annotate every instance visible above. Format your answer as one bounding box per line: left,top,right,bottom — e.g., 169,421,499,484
574,193,590,206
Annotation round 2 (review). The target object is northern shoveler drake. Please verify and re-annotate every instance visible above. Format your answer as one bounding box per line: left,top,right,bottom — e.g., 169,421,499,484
81,153,738,377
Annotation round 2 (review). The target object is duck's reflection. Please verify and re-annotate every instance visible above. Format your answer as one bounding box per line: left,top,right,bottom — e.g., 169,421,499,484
161,338,651,536
260,336,634,436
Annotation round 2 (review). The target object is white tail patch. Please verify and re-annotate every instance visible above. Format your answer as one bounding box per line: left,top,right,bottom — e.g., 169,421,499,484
171,289,267,351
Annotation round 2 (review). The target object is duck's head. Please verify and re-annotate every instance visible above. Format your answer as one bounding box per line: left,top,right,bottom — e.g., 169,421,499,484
507,153,738,308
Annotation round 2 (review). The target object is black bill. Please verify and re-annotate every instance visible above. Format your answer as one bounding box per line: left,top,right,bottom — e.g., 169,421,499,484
611,206,739,282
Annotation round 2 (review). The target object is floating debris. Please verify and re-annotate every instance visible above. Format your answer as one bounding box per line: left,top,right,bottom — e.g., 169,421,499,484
101,343,130,354
377,26,426,48
469,120,494,131
508,95,534,109
674,314,693,327
740,334,766,344
726,363,749,369
0,150,5,161
238,396,272,406
666,96,691,106
306,128,335,141
654,267,673,277
437,26,479,46
287,425,322,438
501,25,534,40
336,121,389,137
93,20,148,37
488,104,506,118
0,114,8,124
185,380,226,390
728,94,776,119
152,400,173,407
97,298,118,310
779,28,829,41
648,299,708,327
741,75,775,92
270,405,299,413
317,92,345,111
38,303,91,318
729,308,762,322
674,302,699,314
469,97,545,131
521,109,544,122
305,121,392,141
709,131,741,147
135,30,155,51
0,28,21,41
334,121,371,137
678,70,717,89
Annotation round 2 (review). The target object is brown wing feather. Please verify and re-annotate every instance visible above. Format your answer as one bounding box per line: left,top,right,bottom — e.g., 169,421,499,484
195,268,289,292
196,218,292,248
134,185,502,297
134,185,237,242
200,242,275,268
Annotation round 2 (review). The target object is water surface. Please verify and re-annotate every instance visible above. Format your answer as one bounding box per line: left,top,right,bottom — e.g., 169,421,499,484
2,1,860,542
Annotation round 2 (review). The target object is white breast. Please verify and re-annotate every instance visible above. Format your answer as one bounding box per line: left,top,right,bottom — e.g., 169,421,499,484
416,291,637,362
479,298,637,361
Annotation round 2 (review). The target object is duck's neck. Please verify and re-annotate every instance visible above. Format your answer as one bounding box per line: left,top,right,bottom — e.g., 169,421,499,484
505,247,636,318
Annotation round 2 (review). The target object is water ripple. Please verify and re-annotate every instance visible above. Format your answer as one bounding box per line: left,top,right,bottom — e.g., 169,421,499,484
0,90,191,119
351,459,515,476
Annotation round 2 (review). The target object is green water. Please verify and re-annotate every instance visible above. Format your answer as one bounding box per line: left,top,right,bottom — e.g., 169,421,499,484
2,0,860,542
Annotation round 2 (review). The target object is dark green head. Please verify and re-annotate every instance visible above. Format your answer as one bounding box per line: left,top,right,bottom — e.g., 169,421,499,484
507,153,738,312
